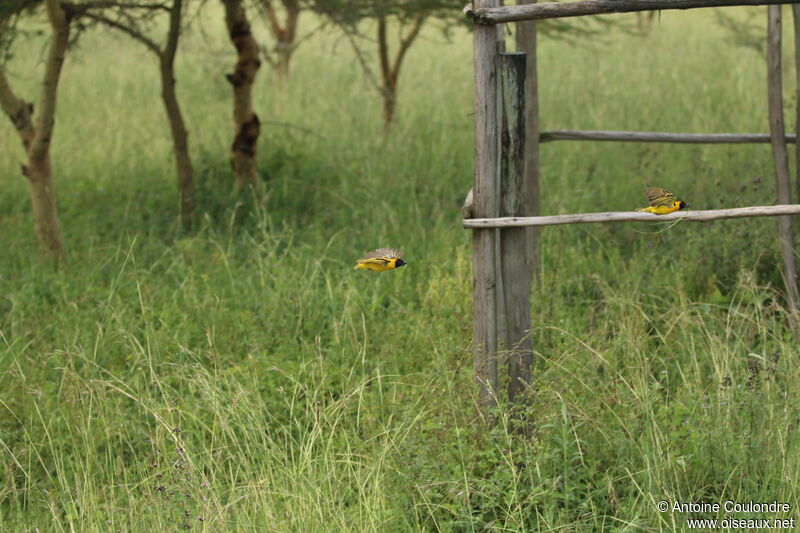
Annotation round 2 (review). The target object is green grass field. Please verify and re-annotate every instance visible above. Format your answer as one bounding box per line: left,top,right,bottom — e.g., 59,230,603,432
2,6,800,531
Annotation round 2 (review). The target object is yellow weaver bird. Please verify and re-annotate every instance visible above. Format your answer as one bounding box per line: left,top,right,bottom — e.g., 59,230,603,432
635,187,690,215
354,248,407,271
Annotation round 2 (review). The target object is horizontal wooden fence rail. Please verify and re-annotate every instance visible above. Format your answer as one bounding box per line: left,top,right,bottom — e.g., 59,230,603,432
539,130,799,144
465,0,800,24
464,204,800,228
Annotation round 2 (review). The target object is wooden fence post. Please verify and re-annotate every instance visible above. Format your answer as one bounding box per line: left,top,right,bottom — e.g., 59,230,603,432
792,5,800,203
515,0,541,281
499,52,533,404
767,5,800,310
473,0,501,417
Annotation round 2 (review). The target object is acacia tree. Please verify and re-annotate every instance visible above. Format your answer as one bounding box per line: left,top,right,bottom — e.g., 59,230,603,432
0,0,71,259
311,0,457,131
313,1,627,130
81,0,195,226
221,0,261,190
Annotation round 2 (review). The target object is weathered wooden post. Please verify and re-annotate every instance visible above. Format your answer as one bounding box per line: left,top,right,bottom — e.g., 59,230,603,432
498,52,533,403
515,0,541,281
767,5,800,310
472,0,501,416
792,5,800,202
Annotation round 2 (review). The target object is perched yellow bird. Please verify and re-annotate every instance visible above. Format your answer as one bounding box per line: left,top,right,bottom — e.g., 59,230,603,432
635,187,690,215
354,248,407,271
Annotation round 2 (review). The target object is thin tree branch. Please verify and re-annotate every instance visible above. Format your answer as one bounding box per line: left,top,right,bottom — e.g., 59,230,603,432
258,42,277,68
0,67,36,141
261,118,328,140
392,14,425,80
63,1,169,14
82,11,161,54
258,0,284,38
0,69,19,115
340,26,382,94
29,0,70,162
281,0,299,42
163,0,182,63
260,0,283,40
0,67,35,148
290,20,327,49
377,16,390,88
0,13,10,47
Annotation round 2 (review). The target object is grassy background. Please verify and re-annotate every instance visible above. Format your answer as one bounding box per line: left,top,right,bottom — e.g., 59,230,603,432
2,6,800,531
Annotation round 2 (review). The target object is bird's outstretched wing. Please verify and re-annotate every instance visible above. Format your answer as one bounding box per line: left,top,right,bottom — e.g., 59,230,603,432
645,187,677,207
361,248,402,260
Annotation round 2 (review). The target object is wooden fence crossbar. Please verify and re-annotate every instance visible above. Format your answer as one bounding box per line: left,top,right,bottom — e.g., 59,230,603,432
464,204,800,228
540,130,798,144
465,0,800,24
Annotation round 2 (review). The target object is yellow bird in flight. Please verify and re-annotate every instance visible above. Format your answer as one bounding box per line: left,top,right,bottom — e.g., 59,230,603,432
354,248,407,271
636,187,690,215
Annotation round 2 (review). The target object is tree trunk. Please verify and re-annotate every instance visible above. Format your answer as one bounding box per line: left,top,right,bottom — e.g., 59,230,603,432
376,15,425,132
275,0,299,85
161,0,194,226
25,158,65,257
159,56,195,226
275,41,293,83
0,80,35,149
222,0,262,190
381,76,397,129
81,0,194,226
259,0,300,84
377,16,393,130
0,0,69,259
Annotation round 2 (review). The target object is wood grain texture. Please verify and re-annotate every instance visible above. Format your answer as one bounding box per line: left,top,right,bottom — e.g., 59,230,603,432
767,6,799,309
498,52,532,404
515,2,541,280
464,205,800,228
793,5,800,203
466,0,800,24
472,0,500,417
539,129,797,144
